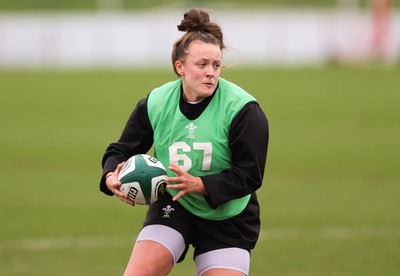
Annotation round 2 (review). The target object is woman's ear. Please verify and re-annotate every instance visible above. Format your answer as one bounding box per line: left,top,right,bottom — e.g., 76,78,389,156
175,60,184,76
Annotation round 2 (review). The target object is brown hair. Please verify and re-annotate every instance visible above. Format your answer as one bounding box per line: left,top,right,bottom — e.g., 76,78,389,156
172,8,226,76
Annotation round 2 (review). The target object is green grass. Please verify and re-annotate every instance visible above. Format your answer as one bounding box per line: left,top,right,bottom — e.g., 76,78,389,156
0,66,399,275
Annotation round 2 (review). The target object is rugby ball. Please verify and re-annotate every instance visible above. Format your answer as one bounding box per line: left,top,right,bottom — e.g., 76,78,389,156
118,154,167,205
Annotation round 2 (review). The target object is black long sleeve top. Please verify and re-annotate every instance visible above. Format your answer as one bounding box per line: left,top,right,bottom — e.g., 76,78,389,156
100,87,269,209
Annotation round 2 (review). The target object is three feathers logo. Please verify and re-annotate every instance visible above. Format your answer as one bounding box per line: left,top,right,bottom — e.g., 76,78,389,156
162,205,175,218
186,123,197,139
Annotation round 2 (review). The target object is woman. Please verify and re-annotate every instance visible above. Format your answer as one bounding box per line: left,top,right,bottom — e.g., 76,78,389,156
100,8,269,276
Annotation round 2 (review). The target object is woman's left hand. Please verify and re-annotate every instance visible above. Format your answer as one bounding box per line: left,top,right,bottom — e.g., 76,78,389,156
165,163,208,201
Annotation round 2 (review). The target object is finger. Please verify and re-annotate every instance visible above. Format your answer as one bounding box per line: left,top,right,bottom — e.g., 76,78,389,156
164,176,180,183
114,162,126,175
113,189,124,197
166,184,184,190
169,163,183,175
120,197,135,206
114,190,135,205
109,180,122,192
121,197,135,206
173,191,185,201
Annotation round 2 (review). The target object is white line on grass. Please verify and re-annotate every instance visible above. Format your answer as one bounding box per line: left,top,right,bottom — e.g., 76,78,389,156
258,226,400,241
0,235,136,252
1,226,399,251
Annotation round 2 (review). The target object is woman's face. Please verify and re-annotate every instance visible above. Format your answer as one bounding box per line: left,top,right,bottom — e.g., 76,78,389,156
175,41,222,102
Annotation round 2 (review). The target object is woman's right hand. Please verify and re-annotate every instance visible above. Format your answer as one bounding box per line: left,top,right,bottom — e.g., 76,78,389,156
105,162,135,206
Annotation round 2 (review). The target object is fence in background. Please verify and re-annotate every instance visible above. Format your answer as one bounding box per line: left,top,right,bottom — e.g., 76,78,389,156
0,9,399,69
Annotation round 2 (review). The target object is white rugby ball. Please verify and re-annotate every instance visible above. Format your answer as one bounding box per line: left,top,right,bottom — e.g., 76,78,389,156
118,154,167,205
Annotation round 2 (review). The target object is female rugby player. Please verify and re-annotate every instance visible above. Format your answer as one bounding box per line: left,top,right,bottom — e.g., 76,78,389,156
100,8,269,276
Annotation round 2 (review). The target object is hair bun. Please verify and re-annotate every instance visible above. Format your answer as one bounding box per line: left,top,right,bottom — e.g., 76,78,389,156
177,8,211,33
171,8,225,76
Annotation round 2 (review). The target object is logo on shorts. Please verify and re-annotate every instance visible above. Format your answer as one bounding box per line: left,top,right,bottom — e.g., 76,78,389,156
162,205,175,218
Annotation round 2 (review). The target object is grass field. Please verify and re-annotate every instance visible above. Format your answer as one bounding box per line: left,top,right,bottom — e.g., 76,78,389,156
0,66,399,275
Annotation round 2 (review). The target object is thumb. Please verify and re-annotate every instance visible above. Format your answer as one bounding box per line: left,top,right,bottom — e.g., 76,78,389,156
114,161,126,177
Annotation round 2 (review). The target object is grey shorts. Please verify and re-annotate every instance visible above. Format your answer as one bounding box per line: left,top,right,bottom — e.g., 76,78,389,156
140,192,259,260
137,224,250,275
136,192,259,274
